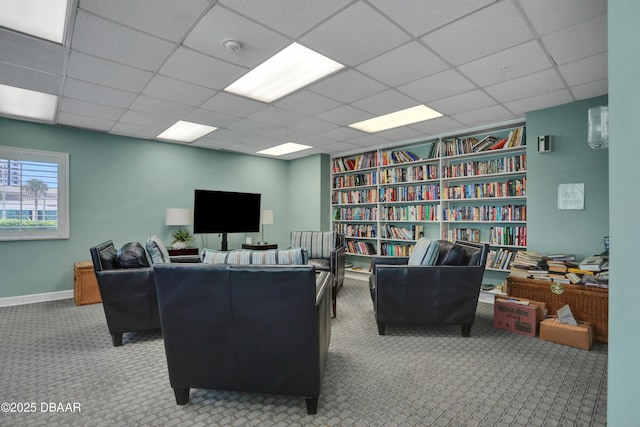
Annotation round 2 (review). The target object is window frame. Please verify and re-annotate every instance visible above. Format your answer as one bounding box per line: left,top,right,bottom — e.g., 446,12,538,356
0,145,69,241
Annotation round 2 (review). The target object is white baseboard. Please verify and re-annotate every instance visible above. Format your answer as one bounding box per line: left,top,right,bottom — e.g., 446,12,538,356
0,290,74,307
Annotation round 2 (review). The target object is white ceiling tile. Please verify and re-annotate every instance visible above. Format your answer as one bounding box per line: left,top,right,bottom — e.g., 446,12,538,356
346,134,391,148
142,75,216,107
542,15,607,66
57,112,115,132
458,40,553,87
220,0,351,38
504,89,574,116
159,47,247,89
352,90,423,116
322,126,367,141
295,134,340,147
274,91,342,116
0,62,61,95
326,141,366,155
201,92,267,116
129,95,194,118
118,110,175,129
248,106,306,127
316,105,371,126
0,29,66,75
571,79,608,101
203,128,257,143
398,69,476,104
369,0,496,37
63,78,137,109
408,116,465,135
183,6,290,68
558,53,608,87
79,0,210,42
227,118,279,133
60,98,124,121
375,126,425,143
300,2,411,66
429,90,496,115
484,69,565,103
287,117,338,134
110,121,160,139
356,42,449,87
309,70,387,104
184,108,241,128
71,11,176,71
519,0,606,36
66,51,153,92
451,104,515,126
421,1,533,65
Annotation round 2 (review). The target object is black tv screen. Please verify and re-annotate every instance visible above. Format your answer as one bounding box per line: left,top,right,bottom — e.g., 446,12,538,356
193,190,261,234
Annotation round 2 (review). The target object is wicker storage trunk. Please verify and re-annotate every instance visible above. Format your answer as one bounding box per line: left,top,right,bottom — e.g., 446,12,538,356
506,277,608,343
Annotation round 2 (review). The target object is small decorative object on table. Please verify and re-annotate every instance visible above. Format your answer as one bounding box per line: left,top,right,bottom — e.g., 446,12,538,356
171,229,193,249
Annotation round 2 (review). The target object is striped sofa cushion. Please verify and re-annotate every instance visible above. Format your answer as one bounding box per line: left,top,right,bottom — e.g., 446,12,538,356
226,249,253,265
250,249,278,265
201,249,229,264
277,247,306,265
290,231,336,259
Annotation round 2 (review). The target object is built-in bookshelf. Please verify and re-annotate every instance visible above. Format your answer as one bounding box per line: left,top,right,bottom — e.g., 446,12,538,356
331,123,527,277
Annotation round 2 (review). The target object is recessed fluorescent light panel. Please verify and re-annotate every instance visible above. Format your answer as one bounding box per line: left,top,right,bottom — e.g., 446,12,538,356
0,84,57,122
0,0,69,43
349,105,443,133
224,43,345,103
257,142,312,157
157,120,218,143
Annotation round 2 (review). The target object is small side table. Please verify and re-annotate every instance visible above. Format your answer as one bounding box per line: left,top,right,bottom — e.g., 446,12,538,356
74,261,101,306
167,247,199,256
242,243,278,250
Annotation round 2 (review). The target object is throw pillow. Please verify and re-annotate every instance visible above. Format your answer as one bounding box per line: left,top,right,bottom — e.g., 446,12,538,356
439,244,465,266
408,238,436,265
146,235,171,264
422,240,440,266
117,242,150,268
251,249,278,265
277,247,306,265
201,248,228,264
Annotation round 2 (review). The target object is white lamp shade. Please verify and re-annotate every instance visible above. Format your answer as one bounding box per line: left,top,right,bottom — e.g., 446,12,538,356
260,210,274,225
165,208,193,226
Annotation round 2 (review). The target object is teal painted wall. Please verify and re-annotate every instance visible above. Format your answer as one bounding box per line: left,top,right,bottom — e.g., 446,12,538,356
608,0,640,424
0,117,319,299
287,154,331,232
525,96,609,259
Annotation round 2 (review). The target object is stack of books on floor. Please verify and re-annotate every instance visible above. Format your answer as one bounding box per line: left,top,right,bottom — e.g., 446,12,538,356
509,251,609,288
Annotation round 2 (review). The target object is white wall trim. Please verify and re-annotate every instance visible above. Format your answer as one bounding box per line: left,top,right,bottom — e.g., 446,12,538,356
0,290,74,307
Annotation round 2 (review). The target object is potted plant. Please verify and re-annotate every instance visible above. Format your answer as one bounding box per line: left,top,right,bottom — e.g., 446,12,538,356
171,229,193,249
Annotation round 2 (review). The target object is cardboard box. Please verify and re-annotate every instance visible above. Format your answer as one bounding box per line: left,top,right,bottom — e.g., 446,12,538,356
493,297,547,337
539,318,593,350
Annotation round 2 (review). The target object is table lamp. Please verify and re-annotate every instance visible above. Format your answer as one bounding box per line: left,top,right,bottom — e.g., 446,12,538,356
257,210,273,245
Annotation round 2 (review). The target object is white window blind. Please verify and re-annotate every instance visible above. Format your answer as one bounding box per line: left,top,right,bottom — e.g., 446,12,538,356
0,145,69,241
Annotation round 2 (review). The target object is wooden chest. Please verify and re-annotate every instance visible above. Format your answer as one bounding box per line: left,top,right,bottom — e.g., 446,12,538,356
74,261,102,306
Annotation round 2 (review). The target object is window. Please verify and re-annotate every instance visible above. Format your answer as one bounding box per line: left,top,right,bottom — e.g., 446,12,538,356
0,145,69,241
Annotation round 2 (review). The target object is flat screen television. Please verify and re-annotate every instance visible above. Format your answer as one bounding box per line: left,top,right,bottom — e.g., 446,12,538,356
193,189,261,236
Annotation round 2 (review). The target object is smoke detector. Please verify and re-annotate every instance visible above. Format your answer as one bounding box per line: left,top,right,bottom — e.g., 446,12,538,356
223,39,242,52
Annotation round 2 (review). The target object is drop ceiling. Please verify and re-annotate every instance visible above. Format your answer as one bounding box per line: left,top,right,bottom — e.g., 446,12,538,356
0,0,607,160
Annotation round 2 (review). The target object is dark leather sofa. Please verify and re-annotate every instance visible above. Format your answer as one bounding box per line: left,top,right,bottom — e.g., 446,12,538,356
89,240,160,346
153,263,333,414
369,240,489,337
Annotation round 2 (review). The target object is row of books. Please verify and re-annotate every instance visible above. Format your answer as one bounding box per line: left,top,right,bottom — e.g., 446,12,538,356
380,150,422,165
381,242,415,256
332,189,378,205
442,154,527,178
332,172,377,189
380,224,424,240
334,223,377,238
446,227,481,243
332,152,377,173
380,204,440,221
442,136,479,157
489,225,527,247
486,248,516,270
509,251,609,287
442,204,526,222
442,178,526,200
379,184,439,203
379,164,438,184
332,207,377,221
472,127,526,152
346,241,376,256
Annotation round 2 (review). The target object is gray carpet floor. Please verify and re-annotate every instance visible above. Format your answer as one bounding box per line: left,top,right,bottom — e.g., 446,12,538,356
0,277,607,426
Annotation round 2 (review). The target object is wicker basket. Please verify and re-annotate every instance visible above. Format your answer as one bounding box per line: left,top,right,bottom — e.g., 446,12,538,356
506,277,608,343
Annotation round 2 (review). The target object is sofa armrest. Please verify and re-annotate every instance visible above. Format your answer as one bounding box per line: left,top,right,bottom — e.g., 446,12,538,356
330,246,346,288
